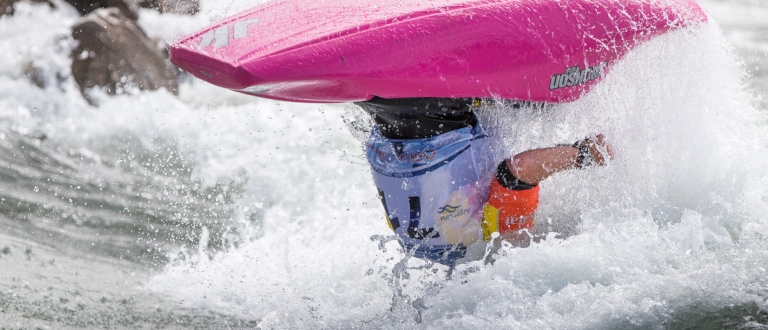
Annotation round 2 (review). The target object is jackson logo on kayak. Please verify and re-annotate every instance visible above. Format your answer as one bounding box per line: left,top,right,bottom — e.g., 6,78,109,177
198,19,260,49
549,62,607,90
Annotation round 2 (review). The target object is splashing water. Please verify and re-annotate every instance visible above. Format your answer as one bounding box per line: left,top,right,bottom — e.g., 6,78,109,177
1,0,767,328
147,14,768,330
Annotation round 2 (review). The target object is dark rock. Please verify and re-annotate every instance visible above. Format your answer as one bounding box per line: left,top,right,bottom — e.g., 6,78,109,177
23,62,46,88
62,0,138,20
139,0,197,15
0,0,14,15
71,8,178,104
0,0,53,16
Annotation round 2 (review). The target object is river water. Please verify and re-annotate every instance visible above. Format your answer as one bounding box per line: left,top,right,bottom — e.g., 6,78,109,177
0,0,767,328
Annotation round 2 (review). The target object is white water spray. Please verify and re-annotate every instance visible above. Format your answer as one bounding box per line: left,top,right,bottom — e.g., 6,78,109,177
147,18,768,329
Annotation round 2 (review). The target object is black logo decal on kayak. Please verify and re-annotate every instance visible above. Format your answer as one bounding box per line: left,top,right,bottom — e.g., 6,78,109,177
549,62,606,90
198,19,260,49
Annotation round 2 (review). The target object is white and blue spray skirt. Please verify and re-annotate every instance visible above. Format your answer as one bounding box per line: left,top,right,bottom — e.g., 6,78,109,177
365,124,496,266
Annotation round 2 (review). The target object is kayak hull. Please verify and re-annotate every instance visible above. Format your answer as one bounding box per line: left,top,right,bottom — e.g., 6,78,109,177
170,0,707,103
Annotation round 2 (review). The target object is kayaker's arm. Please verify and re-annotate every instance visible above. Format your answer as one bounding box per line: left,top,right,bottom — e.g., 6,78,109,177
507,134,614,186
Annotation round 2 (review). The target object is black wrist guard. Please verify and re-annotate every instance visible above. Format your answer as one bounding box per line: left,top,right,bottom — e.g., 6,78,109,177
573,139,595,169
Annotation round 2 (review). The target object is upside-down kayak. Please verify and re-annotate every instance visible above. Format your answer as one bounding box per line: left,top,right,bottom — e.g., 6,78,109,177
170,0,706,103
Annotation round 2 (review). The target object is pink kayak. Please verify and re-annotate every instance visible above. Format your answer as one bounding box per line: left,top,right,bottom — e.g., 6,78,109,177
170,0,707,103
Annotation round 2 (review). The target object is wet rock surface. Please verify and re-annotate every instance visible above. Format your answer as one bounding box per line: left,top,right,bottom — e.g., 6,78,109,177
139,0,198,15
59,0,200,19
0,0,10,15
62,0,139,20
70,8,179,103
1,0,18,16
0,0,52,16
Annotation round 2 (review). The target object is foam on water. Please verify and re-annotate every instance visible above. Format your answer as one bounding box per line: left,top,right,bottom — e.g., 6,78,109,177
145,13,768,330
2,0,768,328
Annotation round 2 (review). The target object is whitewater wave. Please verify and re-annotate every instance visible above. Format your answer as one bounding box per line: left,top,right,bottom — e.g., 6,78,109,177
147,16,768,329
1,0,767,328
